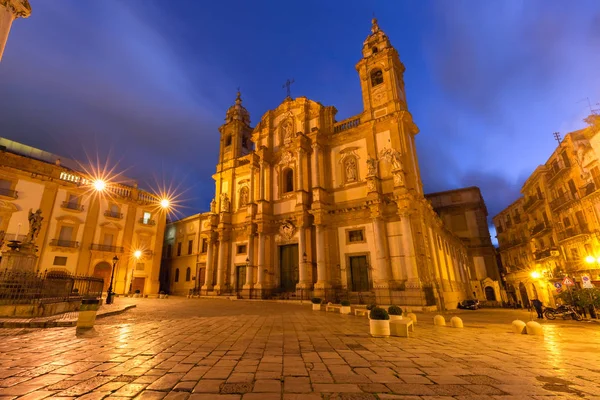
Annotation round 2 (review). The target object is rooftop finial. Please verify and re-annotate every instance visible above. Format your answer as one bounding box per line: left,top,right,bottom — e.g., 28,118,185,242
235,87,242,105
371,14,379,34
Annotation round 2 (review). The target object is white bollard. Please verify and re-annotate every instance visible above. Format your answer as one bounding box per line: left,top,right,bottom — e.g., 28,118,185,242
433,315,446,326
450,316,463,328
406,312,417,324
512,320,527,334
526,321,544,336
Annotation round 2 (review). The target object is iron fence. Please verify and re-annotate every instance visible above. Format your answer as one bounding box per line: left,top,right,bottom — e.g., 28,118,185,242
0,269,104,305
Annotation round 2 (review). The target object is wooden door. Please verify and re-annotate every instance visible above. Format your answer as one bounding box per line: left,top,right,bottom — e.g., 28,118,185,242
349,256,369,292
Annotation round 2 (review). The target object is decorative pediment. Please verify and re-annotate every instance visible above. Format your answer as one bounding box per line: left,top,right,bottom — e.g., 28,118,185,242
279,151,296,166
99,221,123,231
0,200,18,212
55,215,83,224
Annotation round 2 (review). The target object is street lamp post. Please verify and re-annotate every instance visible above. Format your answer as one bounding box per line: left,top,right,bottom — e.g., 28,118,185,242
106,255,119,304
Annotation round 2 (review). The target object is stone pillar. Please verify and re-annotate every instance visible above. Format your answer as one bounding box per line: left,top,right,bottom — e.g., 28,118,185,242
0,0,31,62
214,239,228,292
399,211,420,288
296,226,310,289
201,238,214,291
312,143,321,187
314,225,330,292
255,233,266,289
297,148,304,192
372,217,391,287
244,232,254,289
259,162,265,200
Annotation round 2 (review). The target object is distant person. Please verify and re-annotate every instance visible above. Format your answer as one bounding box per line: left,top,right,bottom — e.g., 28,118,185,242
531,299,543,319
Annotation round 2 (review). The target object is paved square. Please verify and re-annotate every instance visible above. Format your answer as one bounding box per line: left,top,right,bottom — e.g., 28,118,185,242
1,298,599,399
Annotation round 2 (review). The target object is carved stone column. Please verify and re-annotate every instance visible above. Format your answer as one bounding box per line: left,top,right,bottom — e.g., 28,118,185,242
313,225,331,292
0,0,31,62
296,148,304,192
214,237,228,293
311,143,321,188
255,232,266,289
398,209,420,288
244,226,254,290
372,217,391,288
296,226,311,289
259,162,266,200
201,237,214,291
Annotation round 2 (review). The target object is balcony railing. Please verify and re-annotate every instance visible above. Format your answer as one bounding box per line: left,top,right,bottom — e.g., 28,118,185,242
523,194,544,212
50,239,79,248
549,191,578,211
530,221,548,236
557,224,590,242
61,201,84,211
546,160,569,182
0,188,18,199
104,210,123,219
499,238,525,250
334,116,361,133
579,182,597,198
90,244,125,253
534,247,559,261
138,218,156,226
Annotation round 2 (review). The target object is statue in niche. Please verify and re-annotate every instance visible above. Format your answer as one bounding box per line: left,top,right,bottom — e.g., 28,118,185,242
239,187,249,208
366,157,378,176
345,157,357,182
210,198,216,213
281,120,294,145
25,209,43,243
379,147,403,170
220,193,230,213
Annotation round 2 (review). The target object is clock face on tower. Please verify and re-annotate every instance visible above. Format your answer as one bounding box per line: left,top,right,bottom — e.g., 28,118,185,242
372,88,387,107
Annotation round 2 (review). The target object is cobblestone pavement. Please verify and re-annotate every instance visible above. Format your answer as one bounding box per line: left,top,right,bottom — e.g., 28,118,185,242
1,297,599,400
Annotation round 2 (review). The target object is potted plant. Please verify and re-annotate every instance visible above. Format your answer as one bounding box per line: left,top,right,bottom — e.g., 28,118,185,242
134,289,141,298
159,291,165,299
340,300,351,314
311,298,321,311
388,305,403,321
369,307,390,337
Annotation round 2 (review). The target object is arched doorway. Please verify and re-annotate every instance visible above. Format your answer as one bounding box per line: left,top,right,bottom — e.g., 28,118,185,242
484,286,496,301
93,262,112,291
519,282,529,307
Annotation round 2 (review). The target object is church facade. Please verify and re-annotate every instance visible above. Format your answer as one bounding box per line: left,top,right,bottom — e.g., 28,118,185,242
162,19,478,309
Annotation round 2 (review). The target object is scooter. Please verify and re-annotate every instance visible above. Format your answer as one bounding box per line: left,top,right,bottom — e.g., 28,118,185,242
543,305,583,321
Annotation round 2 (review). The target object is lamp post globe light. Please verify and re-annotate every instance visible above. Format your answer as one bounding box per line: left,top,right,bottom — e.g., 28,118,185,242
106,255,119,305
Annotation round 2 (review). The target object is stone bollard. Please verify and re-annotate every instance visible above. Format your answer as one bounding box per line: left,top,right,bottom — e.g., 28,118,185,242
526,321,544,336
450,316,463,328
76,298,100,329
433,315,446,326
512,320,527,334
406,312,417,325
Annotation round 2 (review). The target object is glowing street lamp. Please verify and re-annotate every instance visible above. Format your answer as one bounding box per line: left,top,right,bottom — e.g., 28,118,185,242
585,255,596,264
530,271,541,279
160,198,170,209
134,250,142,259
93,179,106,192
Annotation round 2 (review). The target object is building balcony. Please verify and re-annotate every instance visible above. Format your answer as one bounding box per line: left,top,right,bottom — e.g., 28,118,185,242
546,160,569,182
534,247,560,261
61,201,84,212
50,239,79,248
138,218,156,226
514,215,522,224
549,191,578,212
90,244,125,253
530,221,550,236
499,238,525,251
579,182,597,199
104,210,123,219
523,194,544,212
0,188,18,199
557,224,590,242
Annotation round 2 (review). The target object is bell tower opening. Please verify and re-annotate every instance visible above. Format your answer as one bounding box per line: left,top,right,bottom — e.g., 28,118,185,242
218,90,253,164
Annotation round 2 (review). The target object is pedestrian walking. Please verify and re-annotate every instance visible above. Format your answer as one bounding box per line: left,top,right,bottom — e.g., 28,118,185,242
532,299,544,319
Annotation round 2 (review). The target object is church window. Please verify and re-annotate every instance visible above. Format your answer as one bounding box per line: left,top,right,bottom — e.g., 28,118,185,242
372,46,378,54
237,244,247,254
347,229,365,244
188,240,193,255
185,267,191,281
201,239,208,253
177,242,182,256
53,256,67,266
343,156,358,183
175,268,180,282
225,135,232,147
283,168,294,193
370,69,383,87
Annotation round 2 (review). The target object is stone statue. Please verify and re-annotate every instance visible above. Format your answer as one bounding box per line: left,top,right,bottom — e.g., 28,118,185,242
25,209,43,243
366,157,378,176
282,120,294,145
379,147,403,170
239,187,249,208
345,157,357,182
220,193,230,213
210,198,216,214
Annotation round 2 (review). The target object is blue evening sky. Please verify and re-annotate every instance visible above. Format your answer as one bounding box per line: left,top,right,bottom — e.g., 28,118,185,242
1,1,599,244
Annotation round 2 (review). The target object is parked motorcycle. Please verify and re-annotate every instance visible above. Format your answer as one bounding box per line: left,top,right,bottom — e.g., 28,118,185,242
543,305,583,321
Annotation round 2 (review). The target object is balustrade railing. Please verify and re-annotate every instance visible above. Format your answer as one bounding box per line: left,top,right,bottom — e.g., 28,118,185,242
90,244,124,253
50,239,79,248
334,117,361,133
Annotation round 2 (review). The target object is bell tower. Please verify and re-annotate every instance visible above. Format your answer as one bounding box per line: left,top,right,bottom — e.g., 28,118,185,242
218,91,253,164
0,0,31,61
355,18,408,119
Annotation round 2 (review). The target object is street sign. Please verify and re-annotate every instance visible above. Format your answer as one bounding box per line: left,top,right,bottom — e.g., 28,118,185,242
582,275,594,289
562,276,575,286
553,282,562,289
